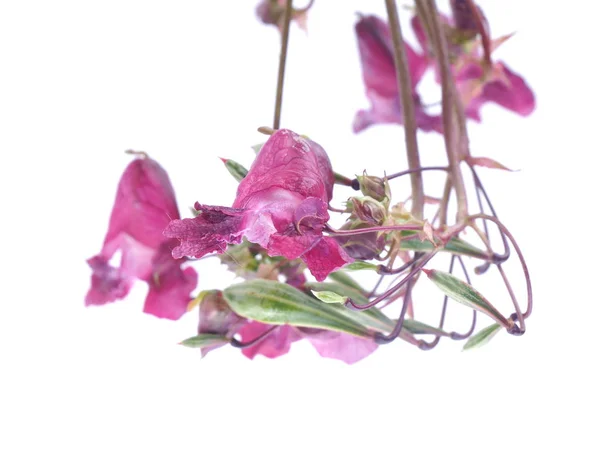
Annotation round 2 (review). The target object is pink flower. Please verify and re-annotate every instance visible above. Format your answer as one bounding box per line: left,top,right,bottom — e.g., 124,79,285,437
353,15,441,133
238,322,377,364
86,155,197,320
410,4,535,121
164,129,352,281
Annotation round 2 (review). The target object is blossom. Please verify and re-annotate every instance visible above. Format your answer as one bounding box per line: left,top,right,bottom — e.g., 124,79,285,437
353,15,441,133
255,0,310,32
410,3,535,121
85,154,197,320
164,129,352,281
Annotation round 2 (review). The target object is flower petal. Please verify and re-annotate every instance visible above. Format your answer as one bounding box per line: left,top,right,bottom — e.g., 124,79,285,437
238,322,302,359
164,204,247,259
303,330,378,364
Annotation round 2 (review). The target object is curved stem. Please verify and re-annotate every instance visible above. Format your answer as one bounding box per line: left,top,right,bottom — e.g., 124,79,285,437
385,0,424,219
374,278,415,343
325,223,423,237
419,255,476,350
345,252,436,310
386,166,449,181
273,0,293,130
469,214,533,320
231,325,278,348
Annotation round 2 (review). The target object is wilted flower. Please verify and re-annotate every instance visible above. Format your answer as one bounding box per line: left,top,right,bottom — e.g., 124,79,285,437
165,129,352,281
255,0,310,32
85,154,198,320
353,14,441,133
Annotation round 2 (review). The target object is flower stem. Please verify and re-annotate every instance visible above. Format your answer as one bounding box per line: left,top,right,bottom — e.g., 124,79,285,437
417,0,469,221
384,0,424,220
273,0,293,130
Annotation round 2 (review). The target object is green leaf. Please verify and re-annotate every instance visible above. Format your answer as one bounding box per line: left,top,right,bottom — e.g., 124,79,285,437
305,281,393,333
251,142,264,154
399,236,488,259
222,158,248,182
311,290,347,304
402,319,451,337
179,334,229,349
343,261,379,271
223,279,371,337
463,323,502,351
305,281,449,337
327,271,364,292
423,269,509,328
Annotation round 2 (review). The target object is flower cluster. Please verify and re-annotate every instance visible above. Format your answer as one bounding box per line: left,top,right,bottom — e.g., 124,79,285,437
86,0,535,363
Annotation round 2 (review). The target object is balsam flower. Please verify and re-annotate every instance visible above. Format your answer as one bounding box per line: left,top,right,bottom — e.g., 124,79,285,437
85,154,197,320
410,2,535,121
164,129,352,281
353,14,441,133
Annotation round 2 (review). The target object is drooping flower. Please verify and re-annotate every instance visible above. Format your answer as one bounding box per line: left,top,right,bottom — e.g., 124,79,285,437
164,129,352,281
255,0,311,32
353,14,441,133
410,2,535,121
86,154,197,320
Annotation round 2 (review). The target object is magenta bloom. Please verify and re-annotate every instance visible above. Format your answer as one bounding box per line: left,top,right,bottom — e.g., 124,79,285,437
165,129,352,281
353,15,441,133
86,155,197,320
238,322,377,364
410,5,535,121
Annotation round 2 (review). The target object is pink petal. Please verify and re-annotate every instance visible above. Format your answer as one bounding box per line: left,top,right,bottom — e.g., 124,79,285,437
304,330,378,364
235,129,334,205
164,204,247,259
85,256,134,306
143,244,198,320
86,156,198,320
301,237,353,282
238,322,302,359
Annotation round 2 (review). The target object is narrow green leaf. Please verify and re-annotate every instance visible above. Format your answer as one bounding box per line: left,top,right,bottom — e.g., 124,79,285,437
222,158,248,182
179,334,229,349
305,281,393,333
305,281,449,337
399,236,488,259
424,269,509,328
223,279,371,337
327,271,364,292
402,319,451,337
311,290,347,304
463,323,502,351
343,261,379,271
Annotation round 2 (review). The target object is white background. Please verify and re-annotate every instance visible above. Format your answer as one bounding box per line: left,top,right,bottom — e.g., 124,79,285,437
1,1,598,449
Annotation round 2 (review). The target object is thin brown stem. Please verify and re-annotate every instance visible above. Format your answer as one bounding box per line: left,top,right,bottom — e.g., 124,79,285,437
386,166,449,181
417,0,469,220
231,325,278,348
346,252,436,310
273,0,293,130
497,264,525,334
469,214,533,320
374,278,415,343
385,0,424,219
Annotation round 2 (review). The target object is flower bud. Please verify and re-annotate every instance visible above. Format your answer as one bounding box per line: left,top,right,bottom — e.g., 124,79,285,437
351,196,387,225
356,174,390,203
